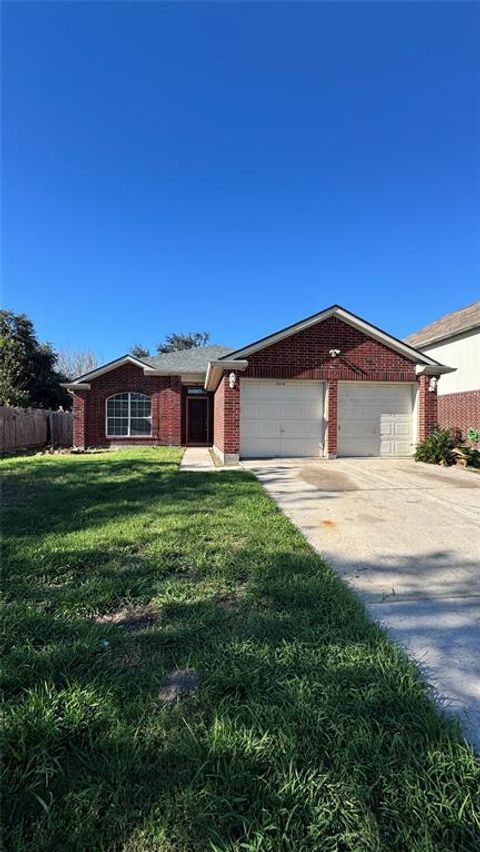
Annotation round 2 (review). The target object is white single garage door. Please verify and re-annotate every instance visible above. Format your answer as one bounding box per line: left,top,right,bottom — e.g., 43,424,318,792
338,383,414,457
240,380,325,458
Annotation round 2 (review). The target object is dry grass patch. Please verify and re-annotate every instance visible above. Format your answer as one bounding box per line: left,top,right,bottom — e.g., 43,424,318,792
93,605,159,631
217,586,247,613
159,669,200,705
107,643,145,672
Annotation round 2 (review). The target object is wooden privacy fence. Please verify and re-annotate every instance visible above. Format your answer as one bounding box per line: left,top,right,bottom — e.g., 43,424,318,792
0,406,73,453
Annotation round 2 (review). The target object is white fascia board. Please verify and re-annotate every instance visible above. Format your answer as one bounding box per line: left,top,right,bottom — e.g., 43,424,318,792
205,360,248,391
71,354,154,383
221,305,442,367
61,383,91,391
221,307,337,359
181,374,206,384
415,364,457,376
334,309,443,366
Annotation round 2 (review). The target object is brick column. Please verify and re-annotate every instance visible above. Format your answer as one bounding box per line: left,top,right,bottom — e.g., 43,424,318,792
325,379,338,457
161,377,182,445
213,374,240,463
418,374,438,442
224,374,240,460
72,391,87,448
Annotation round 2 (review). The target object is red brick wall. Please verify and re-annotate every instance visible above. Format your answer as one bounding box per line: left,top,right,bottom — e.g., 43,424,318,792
417,374,438,442
73,317,438,455
244,316,416,382
71,363,182,447
213,374,240,456
73,391,87,448
325,379,338,457
438,391,480,443
214,317,423,458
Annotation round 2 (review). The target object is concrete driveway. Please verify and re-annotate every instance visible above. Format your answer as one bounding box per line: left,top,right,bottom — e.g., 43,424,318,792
242,457,480,750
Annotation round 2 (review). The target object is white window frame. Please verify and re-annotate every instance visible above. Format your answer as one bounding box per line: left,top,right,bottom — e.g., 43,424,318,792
105,392,152,438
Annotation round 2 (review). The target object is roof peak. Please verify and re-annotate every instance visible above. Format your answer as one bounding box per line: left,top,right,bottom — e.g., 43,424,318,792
220,303,440,366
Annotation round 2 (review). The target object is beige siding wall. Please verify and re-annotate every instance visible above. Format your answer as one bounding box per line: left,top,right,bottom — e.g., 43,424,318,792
422,328,480,395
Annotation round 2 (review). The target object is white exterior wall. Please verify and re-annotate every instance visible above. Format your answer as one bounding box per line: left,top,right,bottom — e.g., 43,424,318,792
422,328,480,396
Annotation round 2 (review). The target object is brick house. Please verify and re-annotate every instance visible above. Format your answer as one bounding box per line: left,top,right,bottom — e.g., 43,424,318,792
65,304,453,462
405,301,480,443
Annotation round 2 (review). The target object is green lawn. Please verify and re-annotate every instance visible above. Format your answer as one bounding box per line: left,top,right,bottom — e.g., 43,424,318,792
2,448,479,851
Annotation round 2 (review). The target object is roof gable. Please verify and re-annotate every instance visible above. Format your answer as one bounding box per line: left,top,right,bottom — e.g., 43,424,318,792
68,354,152,384
220,304,442,367
64,347,234,387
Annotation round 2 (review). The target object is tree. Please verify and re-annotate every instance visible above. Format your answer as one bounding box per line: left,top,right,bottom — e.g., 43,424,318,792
130,344,150,359
57,349,99,380
0,310,71,409
156,331,210,354
59,350,97,380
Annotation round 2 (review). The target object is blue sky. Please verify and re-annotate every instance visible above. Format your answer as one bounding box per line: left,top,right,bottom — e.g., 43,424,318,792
3,1,479,362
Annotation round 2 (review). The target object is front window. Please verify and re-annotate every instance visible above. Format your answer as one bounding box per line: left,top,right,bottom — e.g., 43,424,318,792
106,393,152,437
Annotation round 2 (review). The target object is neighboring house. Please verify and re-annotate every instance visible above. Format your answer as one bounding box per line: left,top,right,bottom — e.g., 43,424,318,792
405,301,480,440
64,304,453,462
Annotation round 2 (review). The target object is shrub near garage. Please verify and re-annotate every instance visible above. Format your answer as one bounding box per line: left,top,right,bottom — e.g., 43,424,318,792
414,427,464,466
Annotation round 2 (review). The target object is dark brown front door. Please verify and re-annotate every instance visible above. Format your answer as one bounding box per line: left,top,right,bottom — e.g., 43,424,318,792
187,396,209,444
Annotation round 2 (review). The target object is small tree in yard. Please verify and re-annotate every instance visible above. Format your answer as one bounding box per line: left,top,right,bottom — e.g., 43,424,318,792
156,331,210,354
57,349,99,380
0,310,71,409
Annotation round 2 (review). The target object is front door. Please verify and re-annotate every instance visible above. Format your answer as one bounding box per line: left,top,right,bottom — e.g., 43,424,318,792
187,396,209,444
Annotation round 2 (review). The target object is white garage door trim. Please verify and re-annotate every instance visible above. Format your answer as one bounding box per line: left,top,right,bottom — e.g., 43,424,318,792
240,379,326,458
337,382,415,458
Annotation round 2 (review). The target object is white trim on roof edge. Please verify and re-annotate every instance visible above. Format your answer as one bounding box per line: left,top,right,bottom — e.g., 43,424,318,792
205,360,249,391
220,305,446,368
415,364,456,376
65,306,454,392
61,382,91,391
66,354,155,385
407,321,480,349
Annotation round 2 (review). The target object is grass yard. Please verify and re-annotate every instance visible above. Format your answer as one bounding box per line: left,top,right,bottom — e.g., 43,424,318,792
2,448,479,851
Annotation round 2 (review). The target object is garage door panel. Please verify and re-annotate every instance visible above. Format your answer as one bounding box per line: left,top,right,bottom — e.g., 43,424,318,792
338,433,379,453
240,380,325,458
380,439,394,455
276,438,320,456
250,402,318,420
387,421,411,437
243,419,281,439
241,437,281,458
338,384,414,458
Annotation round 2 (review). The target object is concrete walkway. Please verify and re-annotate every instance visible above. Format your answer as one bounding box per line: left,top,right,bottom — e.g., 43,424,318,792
180,447,215,471
243,457,480,750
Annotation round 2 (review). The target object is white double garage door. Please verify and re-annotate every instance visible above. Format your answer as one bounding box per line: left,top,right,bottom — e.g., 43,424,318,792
240,379,415,458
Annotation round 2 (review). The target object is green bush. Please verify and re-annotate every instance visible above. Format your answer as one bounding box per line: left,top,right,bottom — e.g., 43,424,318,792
452,445,480,468
414,428,463,466
467,427,479,444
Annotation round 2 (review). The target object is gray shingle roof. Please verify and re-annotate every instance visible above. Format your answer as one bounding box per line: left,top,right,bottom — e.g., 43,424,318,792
405,301,480,348
143,345,233,373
